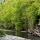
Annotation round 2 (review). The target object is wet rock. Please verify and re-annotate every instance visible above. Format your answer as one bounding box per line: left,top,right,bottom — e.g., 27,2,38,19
31,29,40,37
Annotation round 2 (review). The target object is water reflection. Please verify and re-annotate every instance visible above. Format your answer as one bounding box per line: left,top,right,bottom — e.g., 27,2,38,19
30,36,40,40
0,31,40,40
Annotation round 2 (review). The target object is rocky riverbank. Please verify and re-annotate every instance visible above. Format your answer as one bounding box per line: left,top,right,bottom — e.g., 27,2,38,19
28,29,40,37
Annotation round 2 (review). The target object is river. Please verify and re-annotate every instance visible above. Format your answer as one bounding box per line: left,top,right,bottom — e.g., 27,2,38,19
0,31,40,40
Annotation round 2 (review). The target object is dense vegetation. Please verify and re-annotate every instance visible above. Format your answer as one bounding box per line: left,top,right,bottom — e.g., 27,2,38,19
0,0,40,31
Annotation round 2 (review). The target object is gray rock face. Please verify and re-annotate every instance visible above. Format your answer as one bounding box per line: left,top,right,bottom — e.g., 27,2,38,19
0,35,31,40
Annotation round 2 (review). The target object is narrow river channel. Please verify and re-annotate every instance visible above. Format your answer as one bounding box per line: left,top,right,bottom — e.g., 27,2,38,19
0,30,40,40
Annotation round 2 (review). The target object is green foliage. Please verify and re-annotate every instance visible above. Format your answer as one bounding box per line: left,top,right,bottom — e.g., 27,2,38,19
0,0,40,31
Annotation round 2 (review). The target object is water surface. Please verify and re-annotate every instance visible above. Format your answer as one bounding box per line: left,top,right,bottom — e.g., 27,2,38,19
0,31,40,40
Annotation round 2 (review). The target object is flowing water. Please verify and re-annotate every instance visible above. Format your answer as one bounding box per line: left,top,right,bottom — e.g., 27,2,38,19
0,31,40,40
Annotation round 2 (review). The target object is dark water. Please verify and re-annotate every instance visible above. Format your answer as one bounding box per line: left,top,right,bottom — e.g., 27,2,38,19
0,31,40,40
